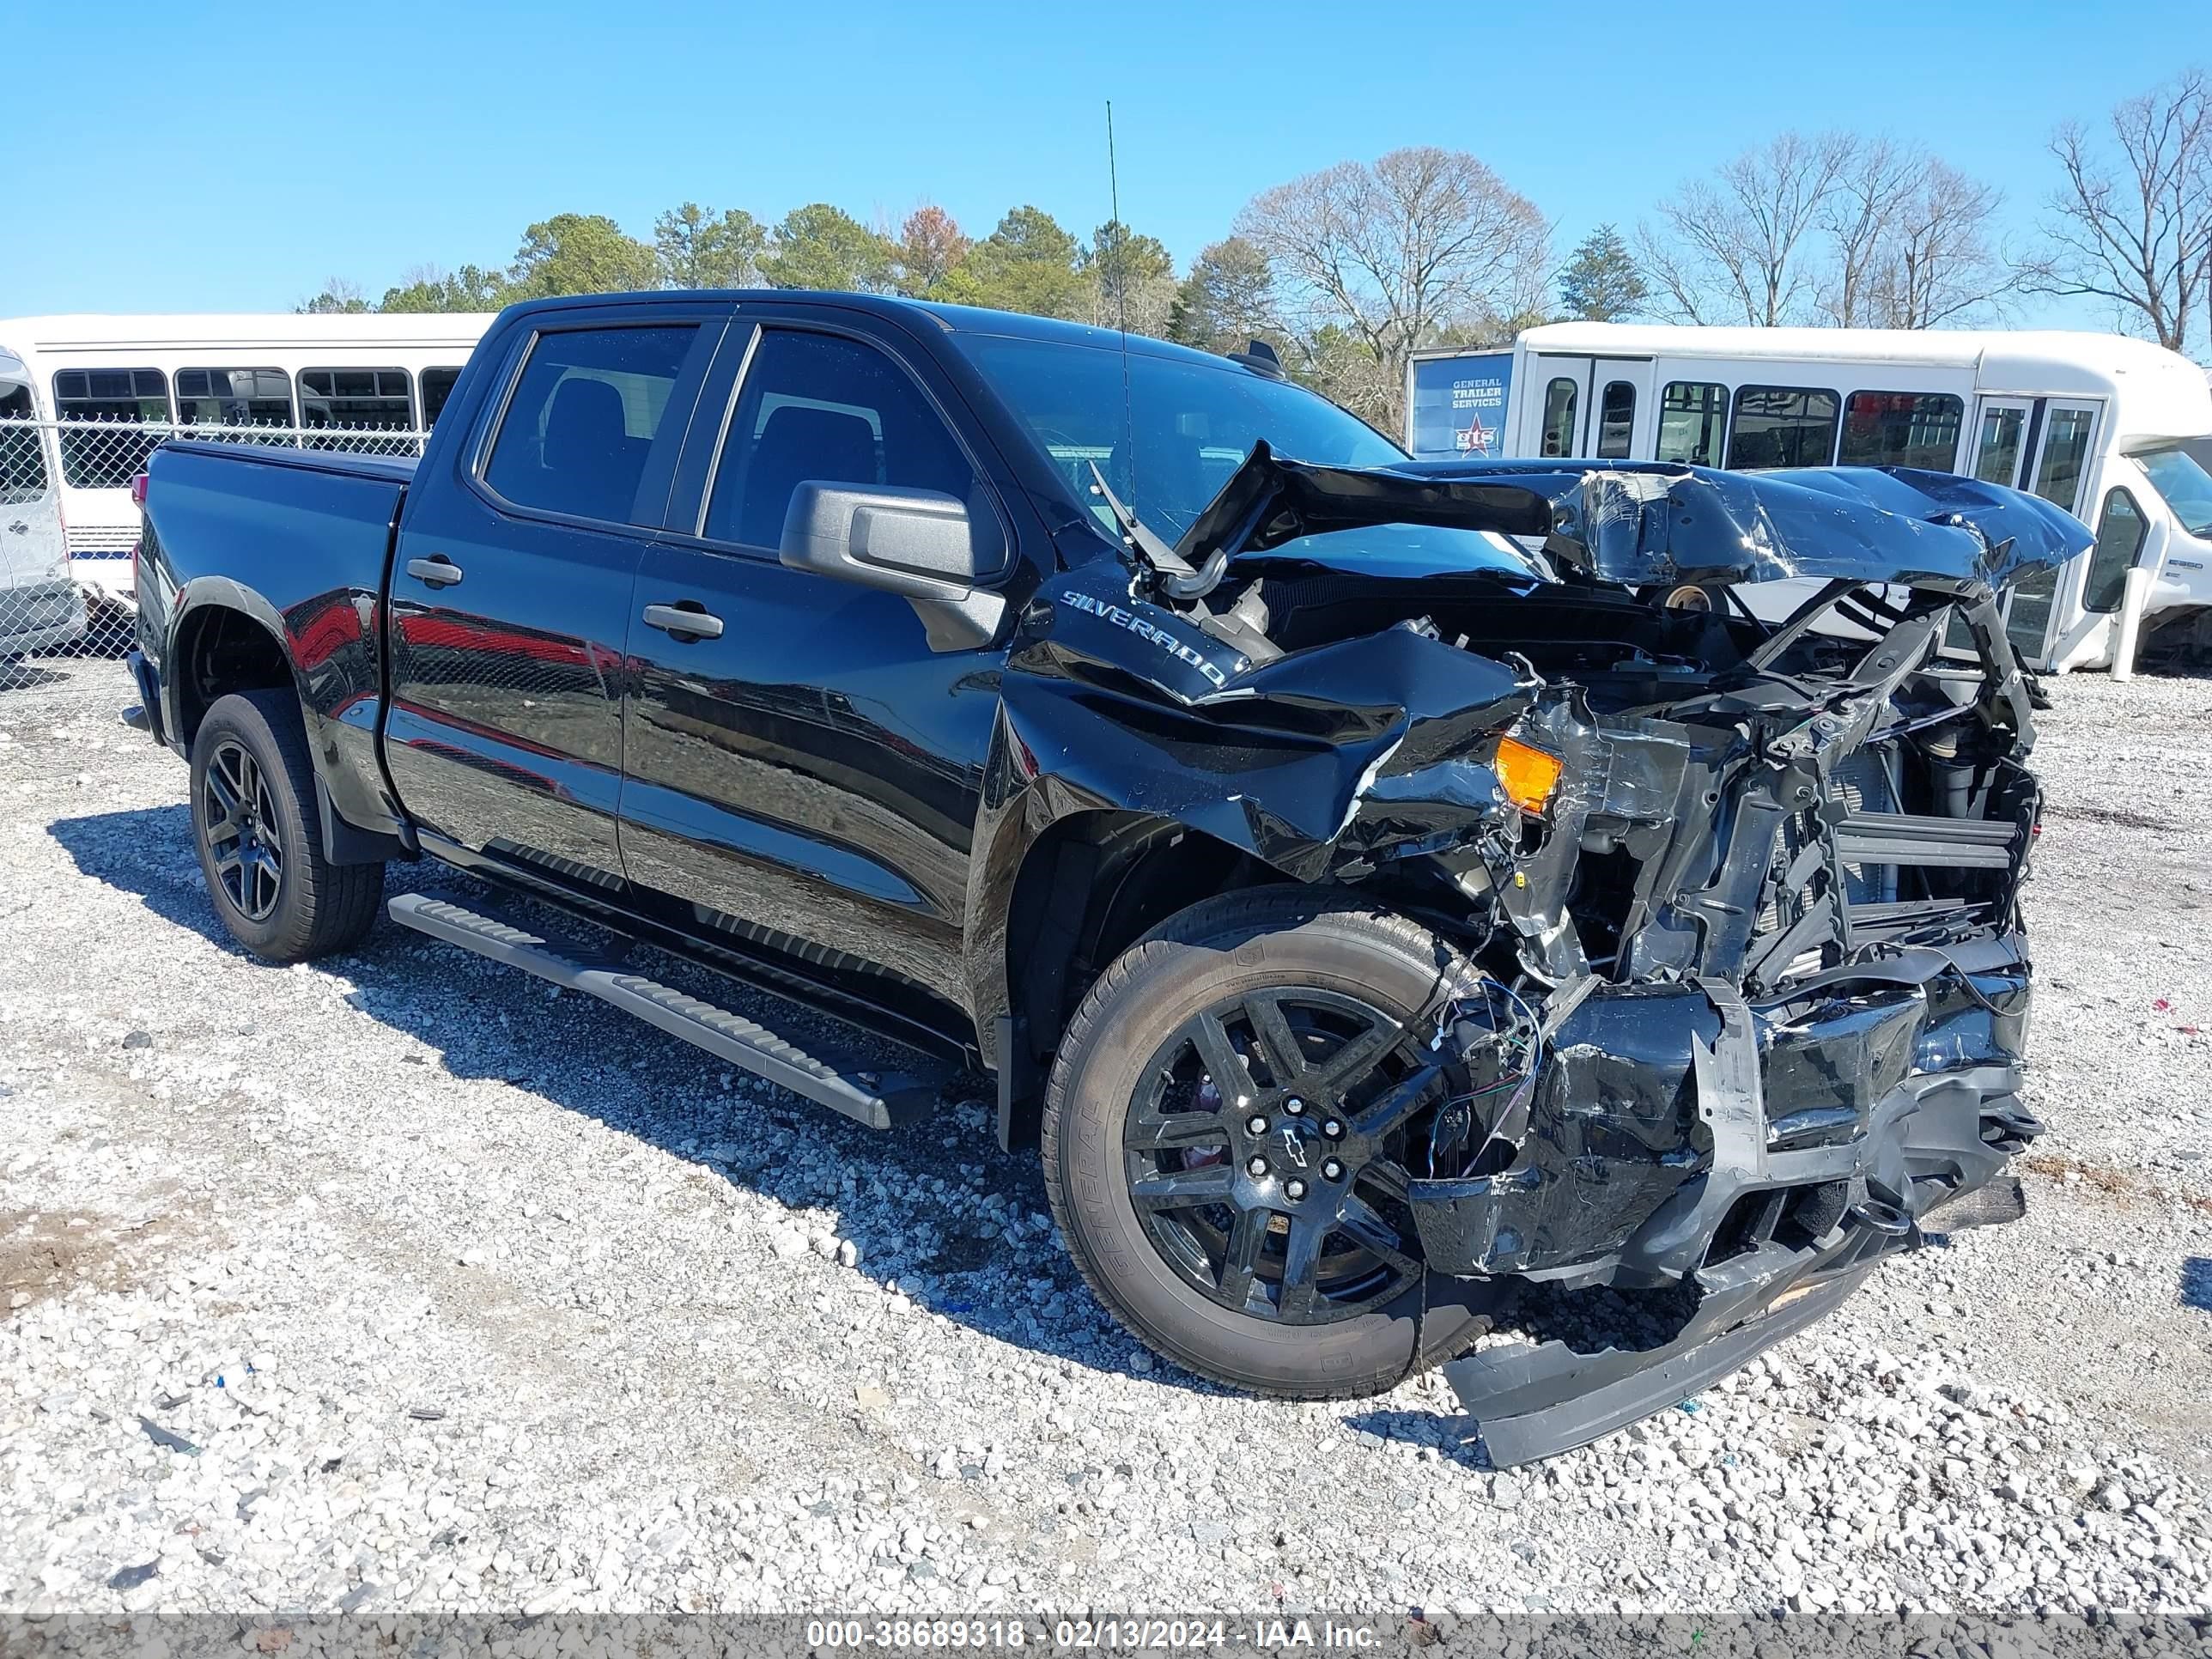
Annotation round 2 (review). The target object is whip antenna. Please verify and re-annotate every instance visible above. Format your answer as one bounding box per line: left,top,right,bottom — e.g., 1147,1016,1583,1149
1106,100,1136,520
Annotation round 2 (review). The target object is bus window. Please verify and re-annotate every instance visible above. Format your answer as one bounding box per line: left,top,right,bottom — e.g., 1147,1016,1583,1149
1540,377,1577,457
1839,391,1964,470
2032,406,2096,513
1727,386,1838,469
301,368,415,432
52,368,169,487
1973,405,2026,485
1595,380,1635,459
175,368,292,427
1656,381,1726,465
2082,489,2148,614
420,367,465,426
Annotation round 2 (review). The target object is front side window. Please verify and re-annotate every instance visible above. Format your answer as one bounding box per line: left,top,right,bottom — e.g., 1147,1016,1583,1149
301,368,414,432
1839,391,1965,470
420,367,465,427
1539,377,1578,457
1595,380,1635,459
483,325,698,526
1727,386,1838,469
175,368,292,427
1656,381,1726,465
2083,489,2148,615
706,329,984,552
52,368,168,487
0,384,49,505
2130,444,2212,538
2032,405,2097,513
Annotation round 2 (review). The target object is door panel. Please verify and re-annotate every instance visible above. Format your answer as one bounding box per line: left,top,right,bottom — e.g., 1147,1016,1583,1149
1998,398,2103,668
616,313,1009,1013
1527,356,1592,457
619,550,994,1006
382,312,723,886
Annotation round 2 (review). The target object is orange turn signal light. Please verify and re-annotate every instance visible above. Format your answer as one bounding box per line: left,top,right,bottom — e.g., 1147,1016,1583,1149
1493,734,1564,816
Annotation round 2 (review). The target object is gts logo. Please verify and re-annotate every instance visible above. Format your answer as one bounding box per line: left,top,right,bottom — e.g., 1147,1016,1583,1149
1061,589,1231,688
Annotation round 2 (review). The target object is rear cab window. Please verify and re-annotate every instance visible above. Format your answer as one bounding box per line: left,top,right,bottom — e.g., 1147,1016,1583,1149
482,325,701,526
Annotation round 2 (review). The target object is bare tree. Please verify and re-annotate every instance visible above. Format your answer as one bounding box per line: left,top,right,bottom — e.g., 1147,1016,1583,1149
1234,146,1550,426
1638,132,1854,325
1820,138,1919,326
2019,71,2211,352
1873,161,2009,327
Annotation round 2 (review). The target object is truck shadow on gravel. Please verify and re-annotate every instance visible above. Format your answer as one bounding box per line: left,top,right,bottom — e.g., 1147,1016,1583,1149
47,805,1245,1401
52,803,1650,1453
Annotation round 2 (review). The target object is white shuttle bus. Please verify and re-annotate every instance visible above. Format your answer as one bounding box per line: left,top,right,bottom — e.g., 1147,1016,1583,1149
0,312,495,612
1,348,86,665
1406,325,2212,673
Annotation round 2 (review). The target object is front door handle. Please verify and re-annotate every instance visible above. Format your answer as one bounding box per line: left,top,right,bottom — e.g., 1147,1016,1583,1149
642,602,725,641
405,556,464,587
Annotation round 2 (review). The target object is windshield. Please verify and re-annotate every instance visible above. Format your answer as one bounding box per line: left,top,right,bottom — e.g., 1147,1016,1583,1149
2132,443,2212,538
959,333,1403,542
960,332,1540,583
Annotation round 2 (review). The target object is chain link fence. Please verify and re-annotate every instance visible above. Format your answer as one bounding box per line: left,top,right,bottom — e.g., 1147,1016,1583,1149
1,416,431,673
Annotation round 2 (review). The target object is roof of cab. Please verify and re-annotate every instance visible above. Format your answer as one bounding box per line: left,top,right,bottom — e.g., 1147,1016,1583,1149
507,289,1267,372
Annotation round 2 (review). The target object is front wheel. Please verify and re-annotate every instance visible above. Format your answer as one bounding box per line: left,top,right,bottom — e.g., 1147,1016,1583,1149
1042,889,1492,1397
189,690,383,962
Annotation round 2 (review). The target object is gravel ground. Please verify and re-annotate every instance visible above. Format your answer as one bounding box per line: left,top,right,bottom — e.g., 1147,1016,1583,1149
1,656,2208,1620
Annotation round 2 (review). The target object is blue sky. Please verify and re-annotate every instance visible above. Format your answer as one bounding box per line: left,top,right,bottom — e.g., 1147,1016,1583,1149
5,0,2199,328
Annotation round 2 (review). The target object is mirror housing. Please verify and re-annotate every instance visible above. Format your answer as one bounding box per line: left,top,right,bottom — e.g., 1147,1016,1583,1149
778,482,1006,651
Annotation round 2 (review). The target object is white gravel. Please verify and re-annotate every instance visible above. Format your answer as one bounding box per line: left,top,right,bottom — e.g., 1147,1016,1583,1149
1,657,2209,1619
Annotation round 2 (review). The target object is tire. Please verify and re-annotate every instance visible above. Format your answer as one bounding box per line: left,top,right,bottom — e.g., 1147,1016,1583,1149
1042,887,1494,1398
189,689,383,962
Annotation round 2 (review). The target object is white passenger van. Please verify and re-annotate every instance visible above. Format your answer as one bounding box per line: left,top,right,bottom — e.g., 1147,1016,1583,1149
1406,325,2212,673
0,348,86,665
0,313,495,611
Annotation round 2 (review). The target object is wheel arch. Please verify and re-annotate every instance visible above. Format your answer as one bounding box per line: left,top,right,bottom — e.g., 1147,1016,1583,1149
167,583,301,752
988,807,1281,1148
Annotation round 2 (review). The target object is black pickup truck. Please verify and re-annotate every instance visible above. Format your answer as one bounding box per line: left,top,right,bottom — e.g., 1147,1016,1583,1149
126,291,2086,1462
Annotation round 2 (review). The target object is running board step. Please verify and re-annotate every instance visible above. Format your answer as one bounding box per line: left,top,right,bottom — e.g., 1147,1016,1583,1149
386,893,936,1130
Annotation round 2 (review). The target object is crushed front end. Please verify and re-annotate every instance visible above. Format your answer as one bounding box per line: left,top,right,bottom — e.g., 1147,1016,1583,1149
1058,453,2089,1463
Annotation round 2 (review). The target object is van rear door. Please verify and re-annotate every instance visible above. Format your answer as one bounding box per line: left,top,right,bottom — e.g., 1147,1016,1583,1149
1,376,83,657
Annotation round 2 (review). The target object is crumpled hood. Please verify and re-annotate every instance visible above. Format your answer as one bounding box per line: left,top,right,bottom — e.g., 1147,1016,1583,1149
1181,445,2093,592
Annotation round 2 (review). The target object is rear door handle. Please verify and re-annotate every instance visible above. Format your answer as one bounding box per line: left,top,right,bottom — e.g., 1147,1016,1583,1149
641,602,725,641
405,556,464,587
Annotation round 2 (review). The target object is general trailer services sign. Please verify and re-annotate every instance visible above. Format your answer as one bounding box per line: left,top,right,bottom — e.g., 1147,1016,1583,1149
1409,351,1513,461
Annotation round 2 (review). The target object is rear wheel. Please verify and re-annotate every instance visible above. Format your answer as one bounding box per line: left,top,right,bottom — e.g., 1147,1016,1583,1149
1042,889,1492,1397
189,690,382,962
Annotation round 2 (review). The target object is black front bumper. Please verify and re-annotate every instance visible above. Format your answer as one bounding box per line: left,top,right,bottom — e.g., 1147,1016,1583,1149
1408,929,2039,1464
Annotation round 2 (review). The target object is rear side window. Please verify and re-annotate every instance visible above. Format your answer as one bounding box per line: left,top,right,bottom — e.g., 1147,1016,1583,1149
1838,391,1964,470
420,367,464,426
1727,386,1838,469
176,368,292,427
1655,381,1726,465
483,325,699,526
301,368,413,432
53,368,168,487
0,385,49,505
703,328,983,552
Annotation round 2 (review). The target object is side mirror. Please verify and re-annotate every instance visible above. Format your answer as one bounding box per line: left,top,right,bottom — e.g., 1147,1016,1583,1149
778,482,1004,650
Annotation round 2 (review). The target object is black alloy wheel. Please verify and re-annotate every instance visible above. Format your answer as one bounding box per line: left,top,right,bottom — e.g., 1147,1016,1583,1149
1122,986,1438,1326
200,736,285,922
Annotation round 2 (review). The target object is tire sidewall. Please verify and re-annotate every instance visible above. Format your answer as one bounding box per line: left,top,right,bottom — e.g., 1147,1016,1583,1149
190,694,312,958
1050,903,1480,1396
